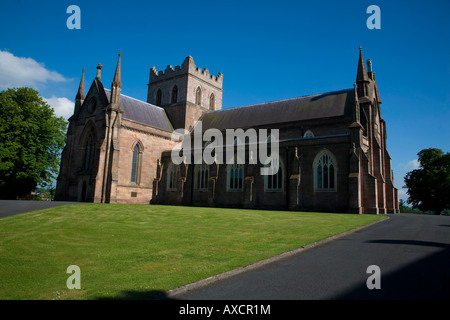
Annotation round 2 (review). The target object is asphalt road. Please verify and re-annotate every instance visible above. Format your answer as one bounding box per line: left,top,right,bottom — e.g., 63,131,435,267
1,201,449,300
174,214,450,300
0,200,78,218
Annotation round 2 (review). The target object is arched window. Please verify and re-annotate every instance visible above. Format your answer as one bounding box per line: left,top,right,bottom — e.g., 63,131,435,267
82,131,95,171
227,158,243,191
195,162,209,191
171,85,178,104
304,130,314,138
130,141,143,184
195,87,202,106
209,93,215,110
156,89,162,106
313,150,337,191
167,163,179,190
360,108,368,138
264,158,284,192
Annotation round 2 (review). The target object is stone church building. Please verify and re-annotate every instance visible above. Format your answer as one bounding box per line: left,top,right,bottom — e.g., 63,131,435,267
55,49,399,214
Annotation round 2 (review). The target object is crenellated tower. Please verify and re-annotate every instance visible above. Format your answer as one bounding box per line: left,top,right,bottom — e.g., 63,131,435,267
147,56,223,131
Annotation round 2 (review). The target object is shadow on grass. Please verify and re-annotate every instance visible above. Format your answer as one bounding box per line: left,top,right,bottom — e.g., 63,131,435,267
95,290,177,300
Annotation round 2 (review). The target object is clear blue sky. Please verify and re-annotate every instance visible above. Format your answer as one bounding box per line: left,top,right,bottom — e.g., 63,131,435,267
0,0,449,201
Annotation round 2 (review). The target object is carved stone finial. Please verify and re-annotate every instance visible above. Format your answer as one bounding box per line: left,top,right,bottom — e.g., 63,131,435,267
96,63,103,80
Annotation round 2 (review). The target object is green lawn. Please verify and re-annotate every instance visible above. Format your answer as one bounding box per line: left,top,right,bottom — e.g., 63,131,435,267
0,204,385,300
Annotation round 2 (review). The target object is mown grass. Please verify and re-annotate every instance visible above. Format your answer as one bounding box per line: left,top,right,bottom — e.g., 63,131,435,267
0,204,385,300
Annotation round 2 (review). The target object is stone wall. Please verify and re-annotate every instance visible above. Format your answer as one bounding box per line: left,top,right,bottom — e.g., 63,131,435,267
155,117,356,213
114,119,176,204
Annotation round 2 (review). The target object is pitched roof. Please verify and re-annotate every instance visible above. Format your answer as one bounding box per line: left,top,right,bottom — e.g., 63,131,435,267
104,89,173,132
198,88,355,131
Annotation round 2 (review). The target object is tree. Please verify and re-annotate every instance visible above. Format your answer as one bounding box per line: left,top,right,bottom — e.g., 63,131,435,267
404,148,450,214
0,88,67,199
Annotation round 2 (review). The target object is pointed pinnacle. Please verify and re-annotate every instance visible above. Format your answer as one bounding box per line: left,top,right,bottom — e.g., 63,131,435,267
112,53,122,88
76,68,85,100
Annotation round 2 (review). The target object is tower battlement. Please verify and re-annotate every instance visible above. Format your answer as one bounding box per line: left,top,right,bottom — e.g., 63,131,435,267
149,56,223,87
147,55,224,130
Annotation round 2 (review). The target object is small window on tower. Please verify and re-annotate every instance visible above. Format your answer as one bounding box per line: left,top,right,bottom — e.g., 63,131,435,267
171,85,178,104
195,87,202,106
156,89,162,106
209,93,215,110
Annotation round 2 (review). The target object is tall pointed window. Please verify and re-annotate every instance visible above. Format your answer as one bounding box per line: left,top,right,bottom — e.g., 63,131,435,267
167,163,179,190
209,93,215,110
227,158,243,191
171,85,178,104
130,141,143,184
313,150,337,191
82,131,96,171
156,89,162,106
195,162,209,191
361,109,368,138
264,158,284,192
195,87,202,106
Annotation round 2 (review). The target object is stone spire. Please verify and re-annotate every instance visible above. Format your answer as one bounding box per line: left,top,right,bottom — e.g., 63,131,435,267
112,52,122,89
73,68,85,118
356,47,369,83
75,68,85,102
110,53,122,108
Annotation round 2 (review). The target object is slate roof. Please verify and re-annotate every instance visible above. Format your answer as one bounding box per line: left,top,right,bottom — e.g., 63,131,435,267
104,89,173,132
198,88,355,131
103,87,354,134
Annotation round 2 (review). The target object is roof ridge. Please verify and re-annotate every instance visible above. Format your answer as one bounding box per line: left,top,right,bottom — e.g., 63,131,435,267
209,88,353,114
